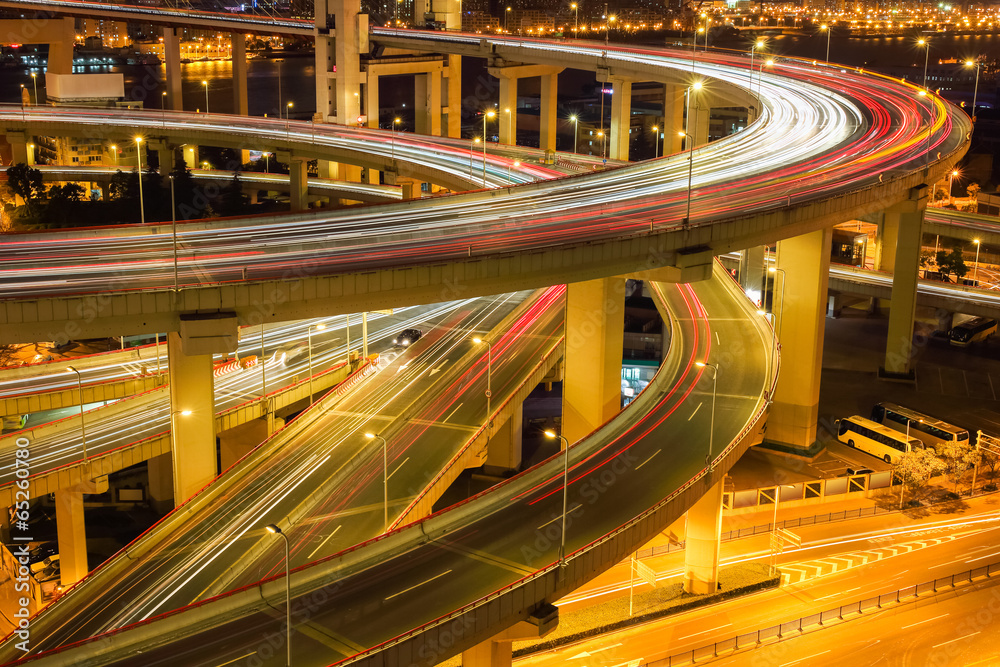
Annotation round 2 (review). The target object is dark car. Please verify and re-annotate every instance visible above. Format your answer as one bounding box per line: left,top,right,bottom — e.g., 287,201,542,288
29,542,57,565
392,329,423,347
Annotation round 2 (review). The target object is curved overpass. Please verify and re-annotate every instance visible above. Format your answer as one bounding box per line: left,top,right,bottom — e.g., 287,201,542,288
0,36,970,343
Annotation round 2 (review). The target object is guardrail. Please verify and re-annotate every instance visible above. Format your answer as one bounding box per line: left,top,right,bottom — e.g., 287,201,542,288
650,560,1000,666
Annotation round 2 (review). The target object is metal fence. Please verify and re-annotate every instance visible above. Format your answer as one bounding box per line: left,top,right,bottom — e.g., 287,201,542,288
647,560,1000,666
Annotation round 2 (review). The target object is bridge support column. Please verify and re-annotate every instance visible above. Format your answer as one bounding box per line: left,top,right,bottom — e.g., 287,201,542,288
881,187,928,379
146,452,173,513
692,103,710,146
163,28,183,111
539,73,558,152
874,211,897,272
363,74,380,129
46,18,74,76
6,134,32,166
739,246,765,305
498,76,518,144
683,478,724,594
445,56,462,138
767,228,833,454
219,419,268,471
415,71,442,136
168,314,236,503
55,476,107,587
563,277,625,444
462,608,558,667
150,140,175,177
664,83,684,155
608,79,632,161
289,156,309,210
485,404,523,474
231,34,248,116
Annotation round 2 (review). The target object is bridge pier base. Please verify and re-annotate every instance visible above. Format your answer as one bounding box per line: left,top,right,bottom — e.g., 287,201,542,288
683,478,724,594
766,227,833,454
562,277,624,444
880,186,928,379
484,403,523,474
56,476,108,587
461,608,558,667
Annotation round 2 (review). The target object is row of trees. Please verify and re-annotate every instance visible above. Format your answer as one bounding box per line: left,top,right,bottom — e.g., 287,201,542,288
894,440,996,506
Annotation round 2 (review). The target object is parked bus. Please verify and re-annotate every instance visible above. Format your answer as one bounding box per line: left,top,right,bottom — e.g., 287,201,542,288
949,317,997,348
870,402,970,450
837,416,924,464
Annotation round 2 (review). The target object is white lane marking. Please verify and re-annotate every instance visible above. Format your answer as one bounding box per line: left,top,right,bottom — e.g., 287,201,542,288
384,569,452,601
966,549,1000,563
780,650,831,666
932,632,979,649
688,402,703,420
217,653,257,666
901,613,949,630
388,456,409,481
443,402,464,423
537,504,583,530
676,622,731,640
635,449,661,471
715,331,720,345
814,586,860,600
308,524,342,560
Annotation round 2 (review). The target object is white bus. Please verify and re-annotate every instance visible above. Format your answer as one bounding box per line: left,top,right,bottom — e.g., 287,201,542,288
949,317,997,348
870,402,969,450
837,416,924,464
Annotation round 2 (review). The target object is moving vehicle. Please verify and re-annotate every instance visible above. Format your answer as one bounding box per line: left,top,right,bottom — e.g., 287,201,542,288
949,317,997,347
30,554,59,576
837,415,924,464
870,402,969,450
392,329,423,347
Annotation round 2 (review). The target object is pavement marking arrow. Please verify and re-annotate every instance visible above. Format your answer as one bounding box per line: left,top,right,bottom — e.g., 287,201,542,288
429,359,450,376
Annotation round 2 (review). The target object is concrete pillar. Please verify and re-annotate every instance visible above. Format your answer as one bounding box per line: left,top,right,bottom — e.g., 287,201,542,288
46,18,74,75
664,83,685,155
219,418,269,471
563,277,625,444
768,228,833,453
339,163,362,183
445,55,462,138
539,73,558,152
333,0,363,125
7,134,29,165
315,33,334,121
231,34,248,116
289,157,309,210
401,182,416,200
485,405,523,473
739,246,765,306
150,140,175,176
167,332,219,504
55,477,107,587
693,104,711,146
362,167,379,185
683,479,724,594
609,79,632,161
146,452,174,514
181,145,198,170
498,77,518,144
882,188,928,378
461,612,558,667
163,28,184,111
364,74,380,129
875,212,898,272
937,310,954,333
414,71,442,136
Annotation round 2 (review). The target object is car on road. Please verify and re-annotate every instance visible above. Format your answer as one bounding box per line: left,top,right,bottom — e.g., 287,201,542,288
30,554,59,576
392,329,423,347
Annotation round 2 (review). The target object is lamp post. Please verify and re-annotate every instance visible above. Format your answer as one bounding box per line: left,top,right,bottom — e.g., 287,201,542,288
276,58,284,113
202,80,209,113
135,137,146,224
507,159,520,181
66,366,87,462
391,117,401,159
286,101,294,120
820,24,831,62
749,39,764,107
307,323,326,405
949,169,958,205
973,239,981,283
694,361,717,472
965,58,981,117
169,175,178,291
471,137,480,177
364,433,390,532
918,38,929,90
569,115,579,153
571,2,578,32
30,72,37,104
472,337,493,426
651,125,659,159
543,430,571,567
703,16,711,51
758,59,773,100
504,107,512,145
505,6,511,32
110,144,118,167
482,110,495,186
264,524,292,667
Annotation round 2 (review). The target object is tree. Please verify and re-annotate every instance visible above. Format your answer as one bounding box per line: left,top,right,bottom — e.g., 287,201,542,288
939,440,980,494
893,448,946,507
169,158,198,219
219,171,249,216
935,248,969,282
6,163,44,205
967,183,981,201
48,183,85,202
981,446,999,490
108,169,139,202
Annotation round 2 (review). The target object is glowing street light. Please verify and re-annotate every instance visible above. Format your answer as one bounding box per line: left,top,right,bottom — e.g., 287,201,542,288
482,109,496,186
569,115,579,153
820,23,831,62
30,72,37,104
571,2,578,32
307,323,326,405
364,432,390,531
917,38,929,89
202,80,210,113
135,137,145,224
651,125,660,159
472,337,493,425
391,117,401,158
694,361,718,472
264,524,292,667
965,58,981,117
66,366,87,462
973,239,981,283
544,429,571,568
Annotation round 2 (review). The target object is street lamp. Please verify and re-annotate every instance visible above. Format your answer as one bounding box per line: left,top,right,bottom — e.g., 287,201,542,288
364,433,390,532
30,72,37,104
472,337,493,426
758,59,774,100
948,169,959,205
307,323,326,406
597,130,606,162
286,101,294,119
543,429,570,568
276,58,284,113
651,125,659,159
569,115,579,153
110,144,118,167
749,39,765,116
694,361,717,472
917,38,929,90
702,16,711,51
505,6,511,32
169,175,178,291
507,159,520,182
201,80,209,113
965,58,981,118
391,117,401,159
66,366,87,462
973,239,981,283
264,524,292,667
135,137,146,224
819,24,831,62
504,107,512,145
471,137,480,178
482,110,495,186
571,2,578,32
